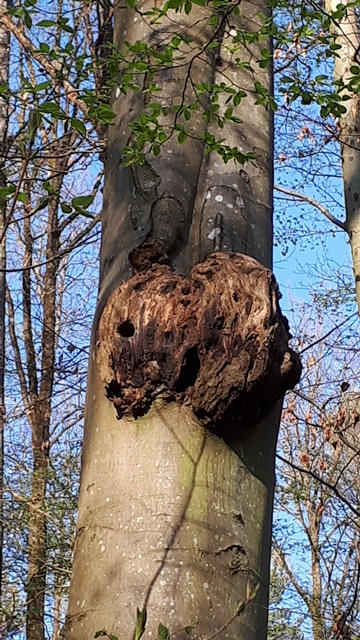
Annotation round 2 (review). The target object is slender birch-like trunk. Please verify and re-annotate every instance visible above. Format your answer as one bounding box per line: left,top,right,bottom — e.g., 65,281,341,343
327,0,360,311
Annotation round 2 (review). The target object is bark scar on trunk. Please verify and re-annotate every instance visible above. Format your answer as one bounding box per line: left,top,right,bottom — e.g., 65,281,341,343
96,252,302,430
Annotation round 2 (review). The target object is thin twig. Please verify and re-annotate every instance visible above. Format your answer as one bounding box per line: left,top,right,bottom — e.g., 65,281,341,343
202,582,260,640
277,453,360,518
299,312,358,354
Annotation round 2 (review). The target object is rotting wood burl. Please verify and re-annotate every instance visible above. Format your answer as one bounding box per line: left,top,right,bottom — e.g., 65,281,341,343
96,252,302,431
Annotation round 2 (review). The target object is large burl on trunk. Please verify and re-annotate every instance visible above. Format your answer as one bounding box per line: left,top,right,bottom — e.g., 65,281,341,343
97,252,301,430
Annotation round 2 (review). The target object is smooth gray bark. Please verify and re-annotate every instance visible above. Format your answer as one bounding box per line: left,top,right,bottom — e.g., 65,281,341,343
63,1,280,638
327,0,360,311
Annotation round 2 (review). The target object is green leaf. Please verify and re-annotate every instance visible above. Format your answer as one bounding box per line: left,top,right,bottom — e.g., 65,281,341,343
37,19,56,26
39,102,67,119
28,109,42,141
61,202,72,214
184,626,194,636
72,195,94,208
0,185,16,198
71,118,87,136
184,0,192,13
24,11,32,29
320,104,330,118
350,65,360,75
94,631,107,638
157,623,170,640
33,81,52,92
336,104,347,114
95,103,116,124
167,0,184,7
43,181,57,194
301,92,312,105
178,131,187,143
153,144,161,156
254,81,268,95
134,608,147,640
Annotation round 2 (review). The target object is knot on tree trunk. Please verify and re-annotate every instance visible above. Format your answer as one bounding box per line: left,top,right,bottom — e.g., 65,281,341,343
96,252,301,429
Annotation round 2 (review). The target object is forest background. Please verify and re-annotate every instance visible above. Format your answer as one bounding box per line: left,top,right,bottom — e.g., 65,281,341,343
0,0,360,637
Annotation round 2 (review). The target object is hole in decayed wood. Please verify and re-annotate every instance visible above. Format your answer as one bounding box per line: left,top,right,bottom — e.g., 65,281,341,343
118,320,135,338
176,346,200,393
213,315,224,330
97,253,302,427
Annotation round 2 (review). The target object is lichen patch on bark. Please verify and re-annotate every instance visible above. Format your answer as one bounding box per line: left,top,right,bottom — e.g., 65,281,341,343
96,252,301,429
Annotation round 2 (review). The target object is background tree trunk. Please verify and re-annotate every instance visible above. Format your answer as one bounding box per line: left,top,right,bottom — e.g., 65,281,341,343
327,0,360,311
63,2,299,639
25,183,61,640
0,0,9,607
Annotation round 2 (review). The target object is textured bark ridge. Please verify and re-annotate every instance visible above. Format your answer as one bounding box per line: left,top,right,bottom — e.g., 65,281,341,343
96,252,301,429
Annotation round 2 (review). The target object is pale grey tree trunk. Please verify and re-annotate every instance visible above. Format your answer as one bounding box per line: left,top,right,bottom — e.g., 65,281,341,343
63,2,299,639
327,0,360,311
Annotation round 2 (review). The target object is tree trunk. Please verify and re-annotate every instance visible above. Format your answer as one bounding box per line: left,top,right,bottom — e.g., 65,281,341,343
26,181,61,640
327,0,360,311
0,0,9,604
63,2,300,639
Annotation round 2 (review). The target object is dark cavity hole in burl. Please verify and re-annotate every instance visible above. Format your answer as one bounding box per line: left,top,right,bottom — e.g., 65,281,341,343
118,320,135,338
213,315,224,330
176,346,200,393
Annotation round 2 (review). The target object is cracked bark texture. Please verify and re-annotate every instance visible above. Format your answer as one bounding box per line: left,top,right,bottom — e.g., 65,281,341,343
63,0,292,638
327,0,360,311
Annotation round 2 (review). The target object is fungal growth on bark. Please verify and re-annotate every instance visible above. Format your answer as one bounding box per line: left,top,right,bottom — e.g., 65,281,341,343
96,252,301,429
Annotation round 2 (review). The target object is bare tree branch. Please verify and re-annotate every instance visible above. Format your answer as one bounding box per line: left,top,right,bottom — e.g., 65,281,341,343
275,184,347,231
277,453,360,518
0,13,88,116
